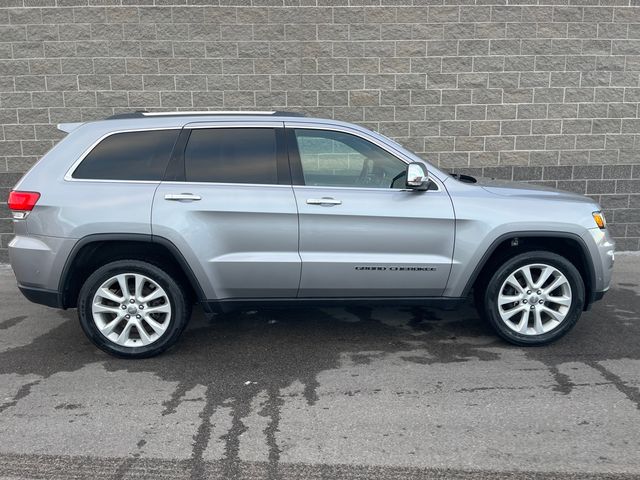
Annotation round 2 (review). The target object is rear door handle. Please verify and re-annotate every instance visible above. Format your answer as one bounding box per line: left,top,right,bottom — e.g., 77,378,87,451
164,193,201,202
306,197,342,206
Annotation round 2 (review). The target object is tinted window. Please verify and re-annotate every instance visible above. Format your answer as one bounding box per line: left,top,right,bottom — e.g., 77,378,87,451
184,128,278,184
294,129,407,189
73,130,179,181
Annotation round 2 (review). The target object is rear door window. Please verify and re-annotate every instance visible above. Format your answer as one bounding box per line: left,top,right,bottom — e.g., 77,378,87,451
184,128,278,184
72,129,179,181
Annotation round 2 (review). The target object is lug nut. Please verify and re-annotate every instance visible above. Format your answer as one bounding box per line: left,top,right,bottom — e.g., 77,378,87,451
121,305,126,310
539,300,544,304
139,305,144,310
530,305,535,310
125,314,130,319
136,314,141,319
523,299,528,304
537,290,541,295
526,290,531,294
130,299,135,303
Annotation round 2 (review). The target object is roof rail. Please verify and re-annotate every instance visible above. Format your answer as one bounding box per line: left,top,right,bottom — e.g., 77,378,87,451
106,110,305,120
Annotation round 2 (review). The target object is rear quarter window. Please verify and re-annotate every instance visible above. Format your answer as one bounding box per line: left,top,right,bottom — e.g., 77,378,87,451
72,129,179,181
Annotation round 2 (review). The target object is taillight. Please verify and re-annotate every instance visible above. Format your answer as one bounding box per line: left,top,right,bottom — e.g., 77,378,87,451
8,191,40,219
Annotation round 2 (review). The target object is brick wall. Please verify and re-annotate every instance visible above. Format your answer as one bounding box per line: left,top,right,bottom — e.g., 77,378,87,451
1,0,640,262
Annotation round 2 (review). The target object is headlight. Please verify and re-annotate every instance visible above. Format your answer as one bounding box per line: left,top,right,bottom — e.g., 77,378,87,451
592,211,606,229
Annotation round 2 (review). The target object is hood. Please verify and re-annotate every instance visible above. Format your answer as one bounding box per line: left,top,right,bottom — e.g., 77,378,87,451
463,176,596,204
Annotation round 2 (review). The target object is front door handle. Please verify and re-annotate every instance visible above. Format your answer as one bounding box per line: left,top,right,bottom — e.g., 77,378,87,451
306,197,342,206
164,193,201,202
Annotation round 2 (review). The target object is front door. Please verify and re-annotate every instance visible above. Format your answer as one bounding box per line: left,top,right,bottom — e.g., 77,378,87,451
152,122,300,301
287,125,455,298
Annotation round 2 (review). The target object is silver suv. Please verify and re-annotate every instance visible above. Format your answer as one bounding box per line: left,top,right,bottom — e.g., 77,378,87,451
8,111,615,358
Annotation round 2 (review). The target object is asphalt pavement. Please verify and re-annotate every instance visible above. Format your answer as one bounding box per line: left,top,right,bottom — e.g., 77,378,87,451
0,256,639,480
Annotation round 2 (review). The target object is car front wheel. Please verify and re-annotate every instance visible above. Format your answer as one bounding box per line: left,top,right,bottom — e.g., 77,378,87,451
77,260,190,358
480,251,585,346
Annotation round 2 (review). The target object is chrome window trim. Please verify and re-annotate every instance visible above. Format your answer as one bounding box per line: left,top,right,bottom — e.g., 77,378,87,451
63,127,182,183
160,181,290,188
180,123,284,185
286,122,443,193
292,184,441,193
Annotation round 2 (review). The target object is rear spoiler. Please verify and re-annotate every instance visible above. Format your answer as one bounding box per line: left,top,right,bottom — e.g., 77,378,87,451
57,122,84,133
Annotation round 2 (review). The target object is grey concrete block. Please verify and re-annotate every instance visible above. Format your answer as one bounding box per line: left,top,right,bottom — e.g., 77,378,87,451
603,165,633,180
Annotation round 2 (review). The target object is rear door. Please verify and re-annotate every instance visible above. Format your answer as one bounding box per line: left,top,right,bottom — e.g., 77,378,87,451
286,123,455,298
152,121,300,301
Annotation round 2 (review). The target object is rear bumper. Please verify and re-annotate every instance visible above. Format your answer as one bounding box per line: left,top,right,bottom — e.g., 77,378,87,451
9,234,75,298
583,287,608,311
590,289,607,303
18,285,64,309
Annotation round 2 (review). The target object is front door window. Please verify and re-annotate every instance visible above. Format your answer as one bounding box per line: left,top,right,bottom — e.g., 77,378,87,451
294,129,407,189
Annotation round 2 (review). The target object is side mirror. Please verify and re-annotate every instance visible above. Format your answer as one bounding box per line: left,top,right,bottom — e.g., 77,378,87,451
406,162,430,190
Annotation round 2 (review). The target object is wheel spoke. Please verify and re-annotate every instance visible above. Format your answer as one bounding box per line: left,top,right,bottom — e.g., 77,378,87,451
141,288,164,303
498,293,522,305
521,266,535,290
516,309,530,333
134,320,152,345
535,266,553,289
116,274,130,299
134,274,145,301
100,315,124,336
93,303,122,315
546,295,571,307
533,308,544,334
144,304,171,315
543,275,568,295
97,287,124,303
143,316,167,335
116,321,134,345
541,305,566,322
501,303,527,319
504,274,525,294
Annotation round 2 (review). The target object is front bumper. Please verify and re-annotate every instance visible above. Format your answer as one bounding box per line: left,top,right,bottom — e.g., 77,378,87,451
584,227,615,309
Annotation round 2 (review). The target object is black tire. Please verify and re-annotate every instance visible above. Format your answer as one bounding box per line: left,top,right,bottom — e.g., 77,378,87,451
78,260,191,358
478,250,585,346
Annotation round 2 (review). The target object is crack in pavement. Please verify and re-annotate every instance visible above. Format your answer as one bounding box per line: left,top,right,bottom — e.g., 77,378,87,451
261,387,285,480
0,380,40,414
587,361,640,411
547,364,576,395
0,315,28,330
189,385,217,480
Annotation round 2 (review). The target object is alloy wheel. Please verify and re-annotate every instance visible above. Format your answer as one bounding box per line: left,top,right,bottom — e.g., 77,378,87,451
91,273,172,347
497,263,572,336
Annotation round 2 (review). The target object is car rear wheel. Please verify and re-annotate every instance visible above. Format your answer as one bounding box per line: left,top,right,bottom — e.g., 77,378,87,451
480,251,585,346
78,260,190,358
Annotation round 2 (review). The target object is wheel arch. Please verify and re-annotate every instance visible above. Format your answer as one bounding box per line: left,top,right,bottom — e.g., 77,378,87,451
463,232,597,310
58,233,208,311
